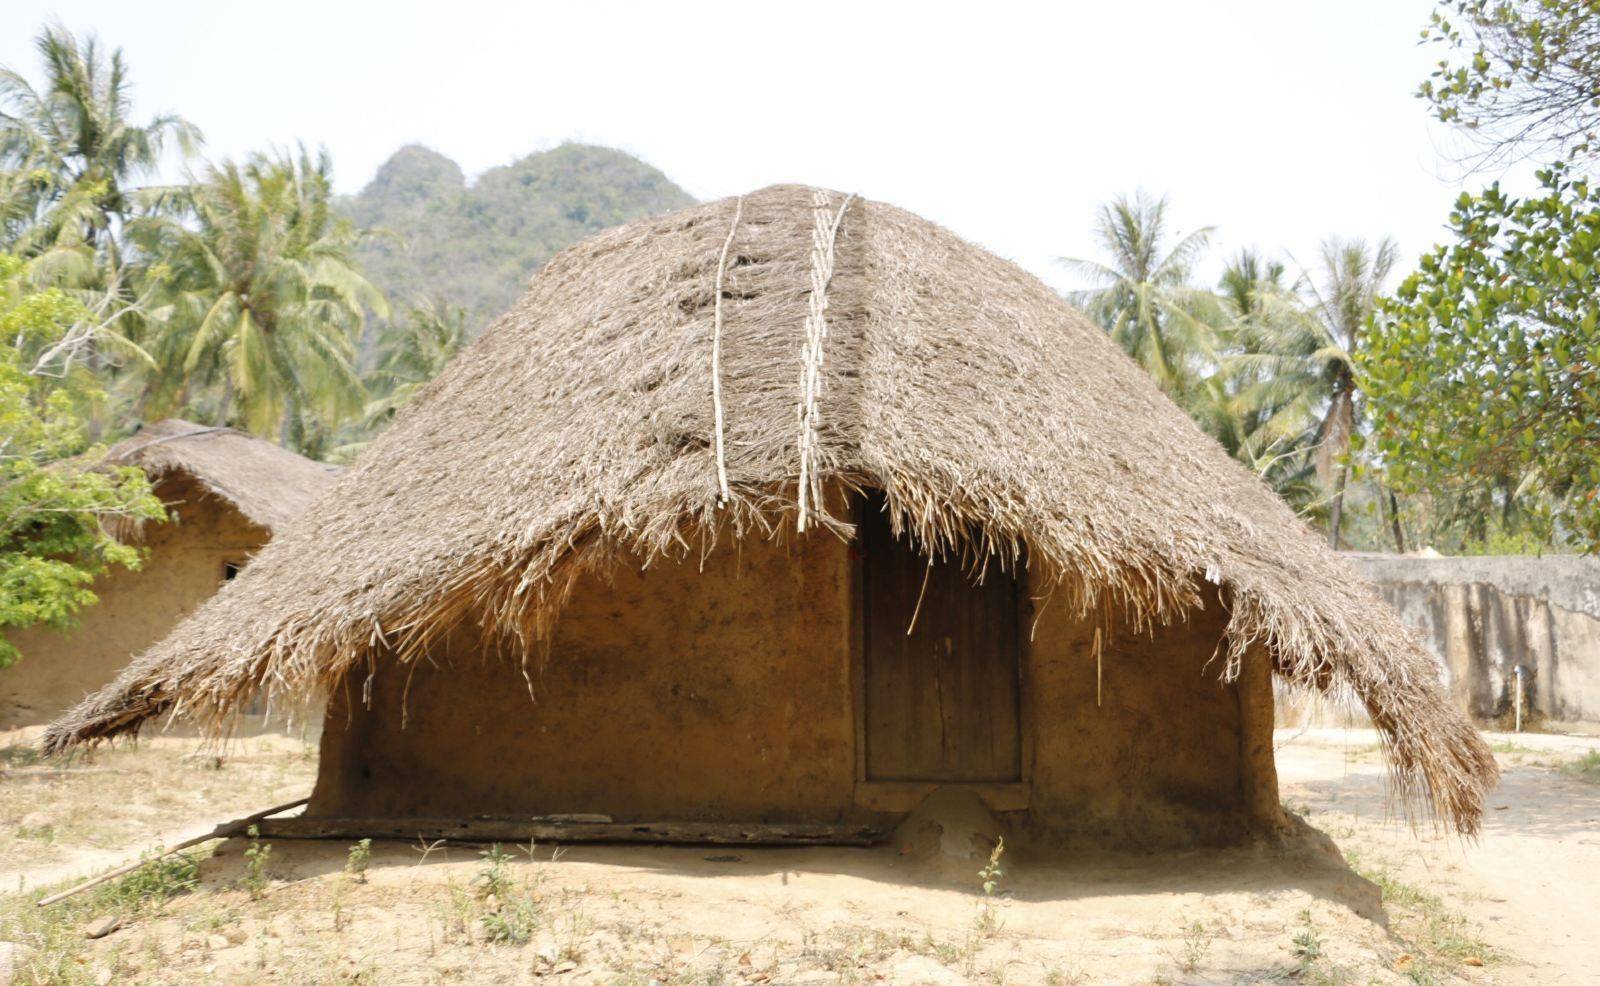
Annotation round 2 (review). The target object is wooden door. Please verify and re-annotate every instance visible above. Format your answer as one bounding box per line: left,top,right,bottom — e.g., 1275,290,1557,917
861,494,1022,782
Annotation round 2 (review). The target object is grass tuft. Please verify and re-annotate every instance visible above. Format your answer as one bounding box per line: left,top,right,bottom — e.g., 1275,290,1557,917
0,847,204,984
1560,750,1600,784
1347,851,1500,974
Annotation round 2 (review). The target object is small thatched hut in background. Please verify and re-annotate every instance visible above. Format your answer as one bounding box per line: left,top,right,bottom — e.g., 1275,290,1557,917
46,187,1496,846
2,420,336,728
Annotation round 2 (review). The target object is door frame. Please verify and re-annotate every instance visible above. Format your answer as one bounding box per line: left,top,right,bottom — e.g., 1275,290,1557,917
848,499,1034,813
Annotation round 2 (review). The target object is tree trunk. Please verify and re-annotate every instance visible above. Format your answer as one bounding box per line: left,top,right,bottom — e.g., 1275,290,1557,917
1386,488,1406,553
215,377,233,427
279,392,302,451
1328,460,1350,551
1323,384,1355,551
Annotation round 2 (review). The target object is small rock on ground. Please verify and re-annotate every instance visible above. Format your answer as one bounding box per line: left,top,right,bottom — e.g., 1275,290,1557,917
83,915,121,940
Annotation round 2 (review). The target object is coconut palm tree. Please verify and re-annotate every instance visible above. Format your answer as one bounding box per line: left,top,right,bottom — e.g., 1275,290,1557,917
1208,240,1398,542
1059,192,1220,398
0,24,199,254
1301,237,1398,548
1213,253,1319,456
1212,240,1397,545
132,147,387,452
363,300,469,427
1186,250,1324,508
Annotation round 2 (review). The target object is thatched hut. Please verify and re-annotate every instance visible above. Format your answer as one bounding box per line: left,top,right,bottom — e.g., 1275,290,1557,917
44,187,1495,845
2,420,336,727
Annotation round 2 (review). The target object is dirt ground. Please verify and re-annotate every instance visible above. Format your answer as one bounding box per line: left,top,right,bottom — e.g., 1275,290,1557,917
0,726,1596,985
1,728,317,893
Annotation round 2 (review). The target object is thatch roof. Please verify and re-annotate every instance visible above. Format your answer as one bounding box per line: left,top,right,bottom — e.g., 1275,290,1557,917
43,186,1496,833
103,419,337,533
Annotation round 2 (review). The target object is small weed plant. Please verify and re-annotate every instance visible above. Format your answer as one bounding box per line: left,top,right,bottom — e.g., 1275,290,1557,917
452,843,544,946
1292,908,1324,965
111,850,200,911
480,895,539,944
345,838,372,882
474,843,514,900
1174,919,1212,973
0,848,202,981
243,824,272,900
1348,852,1498,974
974,837,1005,938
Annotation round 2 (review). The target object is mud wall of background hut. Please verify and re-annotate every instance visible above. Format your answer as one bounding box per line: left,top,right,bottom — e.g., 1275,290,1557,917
0,474,269,729
1345,554,1600,726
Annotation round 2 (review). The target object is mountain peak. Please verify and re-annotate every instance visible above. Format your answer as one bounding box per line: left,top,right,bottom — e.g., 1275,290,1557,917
342,142,694,328
360,144,466,205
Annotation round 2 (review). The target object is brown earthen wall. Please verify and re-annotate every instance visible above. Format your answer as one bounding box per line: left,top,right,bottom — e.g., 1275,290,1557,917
0,475,268,728
312,537,1278,844
1024,586,1268,844
311,530,860,821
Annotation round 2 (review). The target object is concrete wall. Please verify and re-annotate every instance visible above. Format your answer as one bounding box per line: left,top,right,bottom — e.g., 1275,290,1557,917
1347,553,1600,724
0,474,269,728
313,529,1279,846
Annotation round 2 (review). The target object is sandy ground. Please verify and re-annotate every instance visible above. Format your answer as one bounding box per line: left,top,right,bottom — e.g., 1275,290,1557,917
1277,728,1600,985
0,728,317,892
0,726,1595,984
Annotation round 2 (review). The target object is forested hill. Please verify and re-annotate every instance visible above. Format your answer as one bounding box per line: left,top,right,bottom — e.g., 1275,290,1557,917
341,143,696,330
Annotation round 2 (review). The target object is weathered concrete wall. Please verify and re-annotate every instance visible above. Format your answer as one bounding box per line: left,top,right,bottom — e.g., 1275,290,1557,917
1347,553,1600,724
0,474,269,728
314,532,1278,845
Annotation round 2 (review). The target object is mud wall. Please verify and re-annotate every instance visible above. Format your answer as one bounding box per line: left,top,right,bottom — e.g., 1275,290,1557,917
313,532,1277,845
1347,553,1600,724
1026,585,1267,843
0,474,270,728
313,530,861,822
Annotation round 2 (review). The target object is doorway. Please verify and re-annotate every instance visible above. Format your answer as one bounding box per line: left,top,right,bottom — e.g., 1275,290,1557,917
859,493,1023,783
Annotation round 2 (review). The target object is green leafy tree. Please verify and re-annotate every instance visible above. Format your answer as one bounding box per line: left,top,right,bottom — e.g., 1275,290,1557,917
1061,192,1221,398
0,24,199,254
1,253,164,668
132,147,387,453
1366,166,1600,550
1063,208,1391,536
1420,0,1600,167
0,163,41,248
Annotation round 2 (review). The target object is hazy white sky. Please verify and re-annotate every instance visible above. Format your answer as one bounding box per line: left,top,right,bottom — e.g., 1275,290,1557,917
4,0,1525,293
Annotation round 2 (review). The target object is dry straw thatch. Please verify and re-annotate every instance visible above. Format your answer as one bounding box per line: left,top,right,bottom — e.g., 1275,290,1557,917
44,186,1496,833
102,418,338,534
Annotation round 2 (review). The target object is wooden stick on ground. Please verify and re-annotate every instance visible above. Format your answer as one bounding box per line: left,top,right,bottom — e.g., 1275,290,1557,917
37,796,308,907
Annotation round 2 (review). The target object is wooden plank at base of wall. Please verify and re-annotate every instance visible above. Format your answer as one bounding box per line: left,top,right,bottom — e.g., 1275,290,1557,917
256,817,888,847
